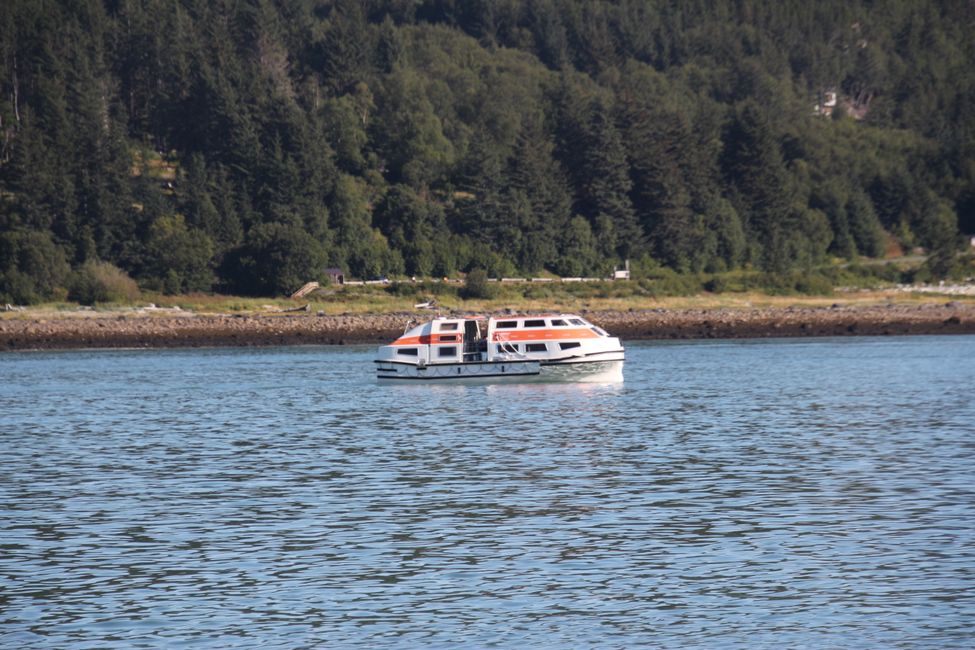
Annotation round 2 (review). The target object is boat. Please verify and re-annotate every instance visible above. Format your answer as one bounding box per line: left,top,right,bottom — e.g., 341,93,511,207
374,314,624,383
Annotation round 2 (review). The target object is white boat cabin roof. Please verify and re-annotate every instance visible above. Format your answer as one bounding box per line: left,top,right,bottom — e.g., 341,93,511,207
396,314,603,341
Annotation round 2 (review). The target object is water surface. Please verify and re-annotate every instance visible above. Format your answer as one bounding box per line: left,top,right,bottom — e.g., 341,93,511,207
2,336,974,648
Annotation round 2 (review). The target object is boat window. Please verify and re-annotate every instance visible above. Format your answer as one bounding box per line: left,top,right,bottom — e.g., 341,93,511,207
397,348,418,356
559,342,581,350
438,322,458,331
569,318,586,326
550,319,567,326
496,321,517,328
497,344,519,353
524,319,545,328
526,343,548,352
438,346,457,357
591,327,608,337
439,335,458,342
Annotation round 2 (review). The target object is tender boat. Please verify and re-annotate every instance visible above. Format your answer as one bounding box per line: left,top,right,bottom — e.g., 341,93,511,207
374,314,624,382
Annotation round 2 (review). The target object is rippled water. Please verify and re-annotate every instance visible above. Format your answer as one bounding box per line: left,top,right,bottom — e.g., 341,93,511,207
2,336,974,648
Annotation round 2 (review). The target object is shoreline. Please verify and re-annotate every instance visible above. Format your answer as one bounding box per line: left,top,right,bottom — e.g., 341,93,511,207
2,303,974,351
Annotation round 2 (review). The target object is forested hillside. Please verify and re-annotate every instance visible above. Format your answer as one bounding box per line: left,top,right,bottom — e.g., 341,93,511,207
2,0,974,302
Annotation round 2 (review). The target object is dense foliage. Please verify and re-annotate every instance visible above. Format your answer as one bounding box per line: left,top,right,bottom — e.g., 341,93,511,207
1,0,973,301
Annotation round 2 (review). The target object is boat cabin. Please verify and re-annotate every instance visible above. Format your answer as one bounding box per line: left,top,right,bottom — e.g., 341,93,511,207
377,314,612,366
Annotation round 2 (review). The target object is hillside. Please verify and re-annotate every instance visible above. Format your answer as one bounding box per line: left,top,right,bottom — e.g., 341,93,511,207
1,0,974,304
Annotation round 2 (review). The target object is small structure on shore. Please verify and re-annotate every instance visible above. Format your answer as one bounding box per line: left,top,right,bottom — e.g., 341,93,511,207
325,268,345,285
612,260,631,280
813,89,838,117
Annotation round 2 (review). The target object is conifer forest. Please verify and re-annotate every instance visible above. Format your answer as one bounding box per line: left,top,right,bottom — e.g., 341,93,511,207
1,0,974,302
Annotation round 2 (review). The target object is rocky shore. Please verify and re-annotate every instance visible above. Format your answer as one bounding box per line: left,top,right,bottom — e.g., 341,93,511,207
2,302,974,351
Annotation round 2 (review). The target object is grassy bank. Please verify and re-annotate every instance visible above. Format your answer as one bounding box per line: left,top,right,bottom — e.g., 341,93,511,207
5,254,973,320
4,282,974,322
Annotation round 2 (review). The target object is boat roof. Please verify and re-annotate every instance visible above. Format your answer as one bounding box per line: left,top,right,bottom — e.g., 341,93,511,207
424,313,585,321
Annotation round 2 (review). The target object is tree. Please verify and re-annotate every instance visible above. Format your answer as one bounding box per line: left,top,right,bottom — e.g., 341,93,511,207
1,0,972,296
460,267,494,299
226,222,326,296
847,190,885,258
704,197,747,271
723,101,795,272
527,0,569,69
920,199,960,279
374,184,452,277
555,216,600,277
317,0,374,95
328,174,400,278
0,228,70,303
144,214,215,294
506,113,573,271
577,101,642,260
371,69,455,188
812,182,855,259
451,126,513,255
625,107,697,272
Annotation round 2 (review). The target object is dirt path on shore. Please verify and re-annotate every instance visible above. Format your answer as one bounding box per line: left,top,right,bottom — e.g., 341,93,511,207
2,303,974,351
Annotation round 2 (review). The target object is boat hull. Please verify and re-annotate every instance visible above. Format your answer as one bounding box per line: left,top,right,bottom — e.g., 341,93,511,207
374,313,625,384
540,358,624,383
375,359,540,382
376,358,623,383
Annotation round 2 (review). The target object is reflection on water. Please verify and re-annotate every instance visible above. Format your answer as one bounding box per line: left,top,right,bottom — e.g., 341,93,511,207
2,337,975,648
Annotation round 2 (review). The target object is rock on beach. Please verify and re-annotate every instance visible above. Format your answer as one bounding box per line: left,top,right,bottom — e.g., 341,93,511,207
2,303,974,351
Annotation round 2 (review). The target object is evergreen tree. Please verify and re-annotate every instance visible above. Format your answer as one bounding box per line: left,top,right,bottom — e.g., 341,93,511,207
0,228,70,304
578,101,642,260
374,184,449,277
144,214,215,294
318,0,374,95
624,105,697,272
847,189,886,258
450,126,520,270
226,221,325,296
724,101,795,272
0,0,971,295
506,113,572,271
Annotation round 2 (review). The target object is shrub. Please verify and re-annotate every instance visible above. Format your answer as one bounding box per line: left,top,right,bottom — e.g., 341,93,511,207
794,273,834,295
387,280,458,297
757,271,835,295
523,284,556,299
460,268,495,299
0,230,71,304
638,268,704,296
703,276,729,293
0,269,40,305
386,281,423,297
69,261,141,305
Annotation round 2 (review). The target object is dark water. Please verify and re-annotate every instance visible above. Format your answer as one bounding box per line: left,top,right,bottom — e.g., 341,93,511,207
2,336,974,648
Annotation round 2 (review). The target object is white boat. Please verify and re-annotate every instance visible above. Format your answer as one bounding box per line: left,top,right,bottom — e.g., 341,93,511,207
374,314,624,383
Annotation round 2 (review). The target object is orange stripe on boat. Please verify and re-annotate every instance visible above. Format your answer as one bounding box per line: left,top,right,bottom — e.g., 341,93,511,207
392,334,462,346
492,328,597,342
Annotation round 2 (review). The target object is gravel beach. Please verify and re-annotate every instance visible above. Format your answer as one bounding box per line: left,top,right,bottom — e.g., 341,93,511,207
2,303,974,351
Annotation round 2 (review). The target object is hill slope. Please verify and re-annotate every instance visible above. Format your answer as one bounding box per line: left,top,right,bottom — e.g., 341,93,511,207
1,0,973,302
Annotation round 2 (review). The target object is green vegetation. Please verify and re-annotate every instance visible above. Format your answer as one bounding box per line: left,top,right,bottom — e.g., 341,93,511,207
460,268,494,299
68,261,141,305
1,0,974,305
